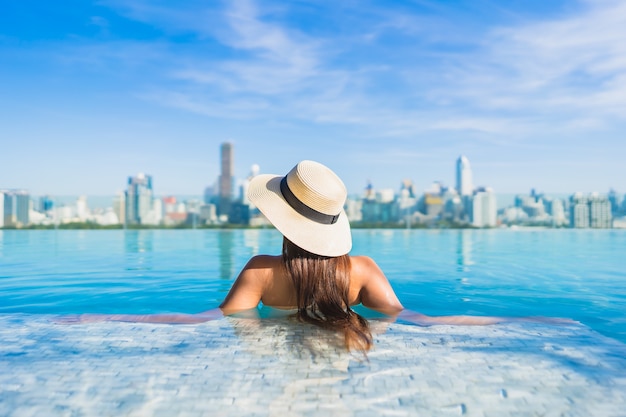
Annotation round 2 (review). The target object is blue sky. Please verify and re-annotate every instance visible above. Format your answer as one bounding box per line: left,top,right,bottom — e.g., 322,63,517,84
1,0,625,198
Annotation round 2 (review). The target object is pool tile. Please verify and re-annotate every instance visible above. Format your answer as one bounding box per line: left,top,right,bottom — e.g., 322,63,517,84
1,315,625,416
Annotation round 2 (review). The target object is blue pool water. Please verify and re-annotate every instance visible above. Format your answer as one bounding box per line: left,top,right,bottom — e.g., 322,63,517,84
2,229,626,416
1,228,625,343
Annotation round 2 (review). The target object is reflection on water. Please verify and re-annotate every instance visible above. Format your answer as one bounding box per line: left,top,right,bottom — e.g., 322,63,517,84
218,231,235,280
124,230,154,254
243,229,261,256
2,229,625,343
456,231,473,272
0,229,32,251
124,230,154,272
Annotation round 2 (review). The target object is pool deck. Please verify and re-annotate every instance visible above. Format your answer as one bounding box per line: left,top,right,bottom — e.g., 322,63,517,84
1,315,625,417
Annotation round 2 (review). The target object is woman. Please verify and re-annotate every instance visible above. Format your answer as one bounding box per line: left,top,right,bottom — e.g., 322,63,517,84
217,160,503,352
62,160,507,352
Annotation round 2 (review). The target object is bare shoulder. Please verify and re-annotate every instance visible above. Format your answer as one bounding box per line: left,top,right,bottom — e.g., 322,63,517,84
239,255,281,282
219,255,281,314
350,255,386,283
245,254,281,269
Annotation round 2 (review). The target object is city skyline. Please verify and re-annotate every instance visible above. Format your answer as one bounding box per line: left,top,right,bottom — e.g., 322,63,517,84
2,148,621,228
1,155,620,203
2,1,626,196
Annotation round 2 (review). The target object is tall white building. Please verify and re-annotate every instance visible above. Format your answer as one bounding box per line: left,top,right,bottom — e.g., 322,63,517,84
549,198,567,226
589,193,612,228
570,193,590,228
456,155,473,196
569,192,612,228
142,198,163,226
470,187,497,227
76,196,89,220
377,189,396,203
344,197,363,222
113,192,125,225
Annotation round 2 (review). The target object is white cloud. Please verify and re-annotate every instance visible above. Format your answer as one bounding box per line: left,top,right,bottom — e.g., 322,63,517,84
441,0,626,119
96,0,626,146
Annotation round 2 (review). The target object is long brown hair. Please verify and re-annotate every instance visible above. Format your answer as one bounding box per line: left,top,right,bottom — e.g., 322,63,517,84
282,237,373,352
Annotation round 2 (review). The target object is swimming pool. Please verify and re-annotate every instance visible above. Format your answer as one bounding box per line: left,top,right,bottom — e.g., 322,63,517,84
1,229,625,416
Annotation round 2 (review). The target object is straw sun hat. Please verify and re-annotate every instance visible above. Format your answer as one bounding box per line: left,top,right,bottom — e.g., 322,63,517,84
247,160,352,257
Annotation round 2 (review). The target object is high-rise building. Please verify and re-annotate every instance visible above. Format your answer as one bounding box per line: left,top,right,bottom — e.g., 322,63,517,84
203,185,216,205
608,189,621,215
39,195,54,213
455,155,473,197
15,191,29,226
344,198,363,222
470,187,497,227
113,192,126,225
589,193,612,228
360,189,399,224
546,198,567,226
569,192,612,228
456,155,474,220
76,196,89,220
218,142,234,218
0,190,30,227
143,197,163,226
125,173,153,225
421,182,444,218
570,193,590,228
443,193,463,222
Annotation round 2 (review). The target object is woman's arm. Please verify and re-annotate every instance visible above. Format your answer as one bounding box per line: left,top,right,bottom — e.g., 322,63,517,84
395,310,579,327
56,256,268,325
354,257,576,327
397,310,503,326
219,256,267,315
55,308,223,324
355,256,405,316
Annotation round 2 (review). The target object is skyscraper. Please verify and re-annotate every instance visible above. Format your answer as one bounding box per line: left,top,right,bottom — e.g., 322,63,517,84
608,189,621,215
0,190,30,227
455,155,473,196
455,155,474,220
470,187,497,227
589,193,612,228
125,173,153,225
569,193,590,228
218,142,234,217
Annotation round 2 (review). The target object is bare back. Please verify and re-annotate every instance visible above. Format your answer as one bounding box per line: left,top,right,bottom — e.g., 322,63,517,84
219,255,404,316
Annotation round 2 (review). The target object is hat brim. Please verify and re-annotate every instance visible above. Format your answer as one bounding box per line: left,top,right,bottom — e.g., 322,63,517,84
247,174,352,257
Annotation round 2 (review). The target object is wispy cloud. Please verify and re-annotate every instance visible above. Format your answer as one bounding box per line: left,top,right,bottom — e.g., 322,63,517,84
138,0,623,142
4,0,625,194
436,0,626,122
38,0,626,143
